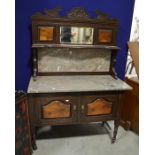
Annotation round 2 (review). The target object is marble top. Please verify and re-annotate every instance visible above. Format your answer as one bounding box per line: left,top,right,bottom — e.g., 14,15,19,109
28,75,132,93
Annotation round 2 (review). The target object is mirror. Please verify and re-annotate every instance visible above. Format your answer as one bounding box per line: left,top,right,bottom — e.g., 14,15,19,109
39,26,54,41
98,29,112,43
60,26,94,44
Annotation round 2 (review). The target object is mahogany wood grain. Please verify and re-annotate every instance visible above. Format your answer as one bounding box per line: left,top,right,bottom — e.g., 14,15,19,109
98,29,112,43
121,77,139,134
39,27,54,41
42,101,70,119
87,98,112,116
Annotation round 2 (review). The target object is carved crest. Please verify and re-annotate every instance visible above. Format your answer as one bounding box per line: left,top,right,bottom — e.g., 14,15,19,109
45,7,61,17
95,10,117,23
95,10,108,20
32,7,61,19
67,7,89,19
31,7,117,23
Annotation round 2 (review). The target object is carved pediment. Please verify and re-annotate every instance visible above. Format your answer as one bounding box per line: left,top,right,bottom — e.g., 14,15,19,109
95,10,108,20
95,10,118,23
31,7,118,23
66,7,90,19
31,7,61,19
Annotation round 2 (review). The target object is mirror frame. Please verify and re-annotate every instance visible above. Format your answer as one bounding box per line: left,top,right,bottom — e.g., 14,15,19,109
60,26,94,45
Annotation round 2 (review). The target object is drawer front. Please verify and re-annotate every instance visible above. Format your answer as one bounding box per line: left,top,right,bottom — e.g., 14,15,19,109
79,94,118,122
30,94,78,125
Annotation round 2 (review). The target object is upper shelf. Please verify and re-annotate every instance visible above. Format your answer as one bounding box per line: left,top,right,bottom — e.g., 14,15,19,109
32,43,120,50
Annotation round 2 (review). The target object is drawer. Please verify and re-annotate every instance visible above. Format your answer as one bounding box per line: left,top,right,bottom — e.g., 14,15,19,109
79,94,118,122
31,94,78,125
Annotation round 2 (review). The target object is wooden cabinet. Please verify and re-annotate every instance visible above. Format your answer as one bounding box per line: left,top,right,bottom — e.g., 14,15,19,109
28,8,132,150
29,93,123,128
28,90,129,149
29,94,119,125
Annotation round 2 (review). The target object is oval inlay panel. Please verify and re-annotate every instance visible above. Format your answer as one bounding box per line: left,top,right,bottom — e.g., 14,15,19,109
42,100,70,119
87,98,112,116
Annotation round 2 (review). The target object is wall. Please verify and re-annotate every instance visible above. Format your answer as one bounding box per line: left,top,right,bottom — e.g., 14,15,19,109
15,0,135,91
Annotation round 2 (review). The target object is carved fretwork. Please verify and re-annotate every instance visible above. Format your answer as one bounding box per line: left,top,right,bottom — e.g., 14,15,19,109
95,10,108,20
67,7,89,19
31,12,43,19
31,7,118,24
44,7,61,17
95,10,118,23
31,7,61,19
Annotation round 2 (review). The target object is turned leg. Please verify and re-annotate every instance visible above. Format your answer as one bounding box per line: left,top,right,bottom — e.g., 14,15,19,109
32,126,37,150
112,120,119,143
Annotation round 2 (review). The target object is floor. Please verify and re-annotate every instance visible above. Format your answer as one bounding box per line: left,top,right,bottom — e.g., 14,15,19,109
33,121,139,155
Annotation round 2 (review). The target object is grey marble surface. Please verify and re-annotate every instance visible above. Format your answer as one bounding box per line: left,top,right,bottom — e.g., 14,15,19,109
28,75,132,93
38,48,111,72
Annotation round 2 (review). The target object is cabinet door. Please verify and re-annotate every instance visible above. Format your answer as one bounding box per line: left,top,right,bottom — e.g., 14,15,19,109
79,94,118,122
31,94,78,125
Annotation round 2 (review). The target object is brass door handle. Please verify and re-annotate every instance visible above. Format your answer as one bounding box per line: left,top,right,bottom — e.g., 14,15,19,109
81,105,85,113
73,105,77,111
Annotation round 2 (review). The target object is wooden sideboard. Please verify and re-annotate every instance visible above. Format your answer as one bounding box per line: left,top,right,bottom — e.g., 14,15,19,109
28,76,131,149
27,8,132,150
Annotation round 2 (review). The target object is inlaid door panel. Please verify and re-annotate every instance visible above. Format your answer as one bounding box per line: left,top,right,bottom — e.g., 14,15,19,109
32,94,78,125
87,98,112,116
79,94,118,122
42,100,70,119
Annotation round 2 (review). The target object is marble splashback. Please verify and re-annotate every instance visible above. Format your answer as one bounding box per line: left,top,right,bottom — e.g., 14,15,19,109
38,48,111,72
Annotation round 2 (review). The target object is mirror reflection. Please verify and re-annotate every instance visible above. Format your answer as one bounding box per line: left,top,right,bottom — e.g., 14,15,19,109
60,26,94,44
